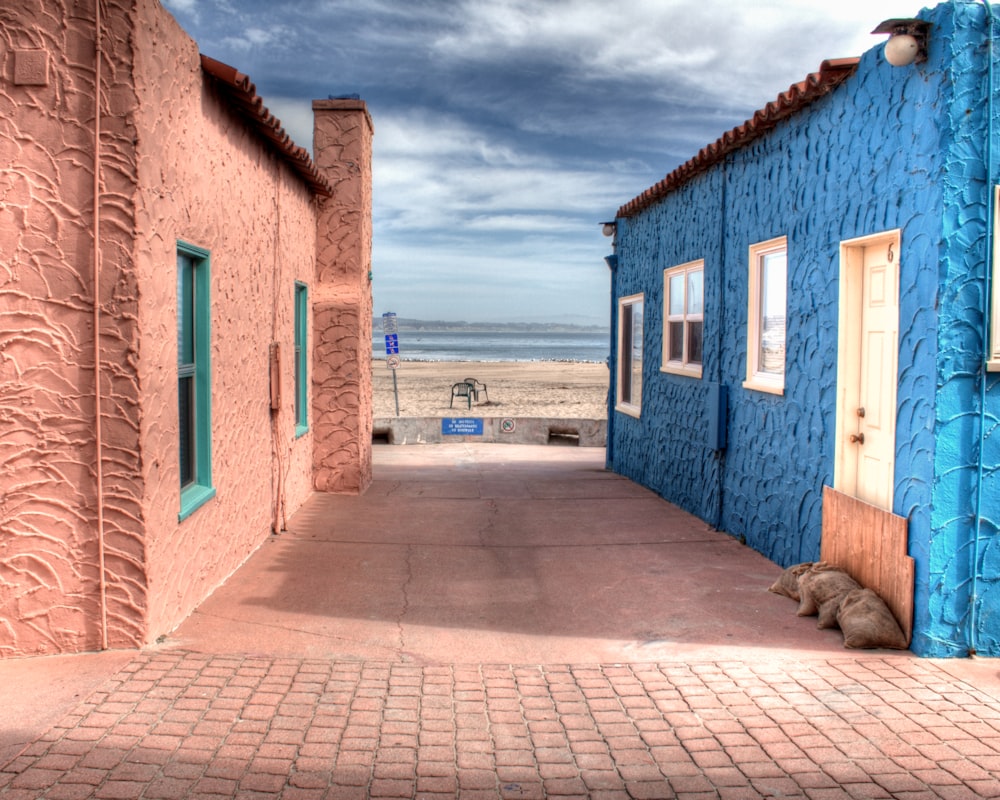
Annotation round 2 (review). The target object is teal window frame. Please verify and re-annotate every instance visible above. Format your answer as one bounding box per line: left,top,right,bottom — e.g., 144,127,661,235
178,241,215,521
294,281,309,437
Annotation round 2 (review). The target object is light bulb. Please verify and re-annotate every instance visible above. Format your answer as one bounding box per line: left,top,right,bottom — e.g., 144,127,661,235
885,34,919,67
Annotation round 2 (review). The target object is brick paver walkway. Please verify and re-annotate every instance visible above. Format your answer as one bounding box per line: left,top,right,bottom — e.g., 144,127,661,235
3,651,1000,799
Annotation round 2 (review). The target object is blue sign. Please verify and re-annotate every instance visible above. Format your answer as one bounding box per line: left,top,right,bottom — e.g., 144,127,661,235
382,312,398,335
442,418,484,436
384,333,399,354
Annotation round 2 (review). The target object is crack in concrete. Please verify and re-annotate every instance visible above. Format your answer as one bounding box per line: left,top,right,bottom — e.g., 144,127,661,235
396,544,414,655
478,498,500,547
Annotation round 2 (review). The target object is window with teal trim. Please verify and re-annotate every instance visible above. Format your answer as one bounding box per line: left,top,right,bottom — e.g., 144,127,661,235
178,242,215,520
294,282,309,436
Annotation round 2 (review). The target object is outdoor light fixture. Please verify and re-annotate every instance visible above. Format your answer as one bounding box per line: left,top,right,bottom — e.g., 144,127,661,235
872,18,931,67
600,221,617,237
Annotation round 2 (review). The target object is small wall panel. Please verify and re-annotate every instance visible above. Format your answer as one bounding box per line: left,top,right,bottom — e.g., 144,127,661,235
821,485,914,645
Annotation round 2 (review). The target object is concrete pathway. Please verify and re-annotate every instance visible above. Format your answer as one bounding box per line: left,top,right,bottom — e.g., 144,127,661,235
2,444,1000,799
168,443,850,664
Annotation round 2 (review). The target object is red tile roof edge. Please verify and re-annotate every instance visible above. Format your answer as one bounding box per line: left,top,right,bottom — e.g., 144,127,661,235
615,58,860,219
200,54,334,198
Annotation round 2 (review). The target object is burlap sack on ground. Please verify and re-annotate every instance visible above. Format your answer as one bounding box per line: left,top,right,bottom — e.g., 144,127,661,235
796,562,861,620
768,562,814,601
837,588,909,649
817,596,847,629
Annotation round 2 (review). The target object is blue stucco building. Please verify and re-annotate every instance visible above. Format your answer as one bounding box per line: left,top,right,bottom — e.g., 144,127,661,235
605,0,1000,657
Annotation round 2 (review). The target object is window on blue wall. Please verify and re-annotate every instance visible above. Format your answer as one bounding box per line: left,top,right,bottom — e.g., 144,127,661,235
294,282,309,436
663,260,704,379
616,293,643,417
744,237,787,395
177,241,216,521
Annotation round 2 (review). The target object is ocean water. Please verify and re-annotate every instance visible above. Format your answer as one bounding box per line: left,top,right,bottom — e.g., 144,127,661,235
372,330,610,363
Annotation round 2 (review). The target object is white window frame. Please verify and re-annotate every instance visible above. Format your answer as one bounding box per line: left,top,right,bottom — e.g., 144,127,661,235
616,293,644,418
662,260,704,379
989,185,1000,371
744,236,787,395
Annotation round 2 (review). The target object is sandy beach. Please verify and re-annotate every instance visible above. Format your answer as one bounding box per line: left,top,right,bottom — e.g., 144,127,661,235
372,360,609,419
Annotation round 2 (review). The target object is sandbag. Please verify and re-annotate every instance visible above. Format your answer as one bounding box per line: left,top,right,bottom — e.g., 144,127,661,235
837,588,908,649
796,562,860,619
768,562,814,601
817,597,845,629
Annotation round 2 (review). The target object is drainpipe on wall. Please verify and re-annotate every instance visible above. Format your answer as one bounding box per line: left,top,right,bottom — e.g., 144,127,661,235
971,0,997,657
605,235,618,469
714,163,728,532
270,159,287,534
93,0,108,651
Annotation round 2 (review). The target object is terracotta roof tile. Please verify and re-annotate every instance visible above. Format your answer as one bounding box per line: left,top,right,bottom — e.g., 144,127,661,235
616,58,859,219
200,54,333,197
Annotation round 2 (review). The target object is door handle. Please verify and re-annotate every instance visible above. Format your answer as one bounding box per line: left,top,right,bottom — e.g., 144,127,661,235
849,432,865,444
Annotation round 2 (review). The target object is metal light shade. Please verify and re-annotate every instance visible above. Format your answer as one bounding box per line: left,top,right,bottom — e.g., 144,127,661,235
872,18,931,67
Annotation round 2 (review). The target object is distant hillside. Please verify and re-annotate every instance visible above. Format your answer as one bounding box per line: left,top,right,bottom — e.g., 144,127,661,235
374,318,608,334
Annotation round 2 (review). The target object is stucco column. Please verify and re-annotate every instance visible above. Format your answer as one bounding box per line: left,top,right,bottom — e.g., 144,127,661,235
311,99,374,493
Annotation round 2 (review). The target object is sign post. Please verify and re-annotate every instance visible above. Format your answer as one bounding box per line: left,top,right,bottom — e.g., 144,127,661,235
382,312,401,417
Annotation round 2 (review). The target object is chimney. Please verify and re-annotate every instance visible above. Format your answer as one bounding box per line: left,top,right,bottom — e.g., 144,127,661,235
310,98,374,493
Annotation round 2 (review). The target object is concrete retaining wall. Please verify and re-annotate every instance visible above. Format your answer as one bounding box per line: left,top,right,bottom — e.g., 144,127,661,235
373,417,606,447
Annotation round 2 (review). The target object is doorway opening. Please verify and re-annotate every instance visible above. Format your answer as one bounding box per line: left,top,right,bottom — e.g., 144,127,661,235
834,229,901,511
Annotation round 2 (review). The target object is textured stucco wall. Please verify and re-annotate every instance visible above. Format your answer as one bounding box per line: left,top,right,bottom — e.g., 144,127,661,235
1,0,332,657
1,0,145,655
312,101,374,494
929,3,1000,656
610,0,1000,656
132,0,319,642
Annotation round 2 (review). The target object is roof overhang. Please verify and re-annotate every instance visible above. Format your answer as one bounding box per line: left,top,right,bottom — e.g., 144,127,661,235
200,54,333,198
616,58,860,219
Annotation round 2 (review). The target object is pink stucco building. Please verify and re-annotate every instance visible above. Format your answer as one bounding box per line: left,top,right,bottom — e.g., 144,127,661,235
1,0,374,657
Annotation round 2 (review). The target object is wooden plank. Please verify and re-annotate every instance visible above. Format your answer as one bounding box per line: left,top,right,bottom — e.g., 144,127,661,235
821,485,914,645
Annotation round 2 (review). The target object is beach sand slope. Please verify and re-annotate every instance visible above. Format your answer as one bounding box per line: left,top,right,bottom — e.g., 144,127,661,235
372,360,609,419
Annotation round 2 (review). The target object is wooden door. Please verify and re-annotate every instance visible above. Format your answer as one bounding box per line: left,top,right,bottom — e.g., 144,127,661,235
835,233,899,511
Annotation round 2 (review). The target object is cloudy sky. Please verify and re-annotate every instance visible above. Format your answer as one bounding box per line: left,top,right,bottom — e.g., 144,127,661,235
163,0,918,325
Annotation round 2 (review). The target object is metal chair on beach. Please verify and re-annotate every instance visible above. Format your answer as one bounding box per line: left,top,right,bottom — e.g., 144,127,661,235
450,382,474,409
464,378,488,402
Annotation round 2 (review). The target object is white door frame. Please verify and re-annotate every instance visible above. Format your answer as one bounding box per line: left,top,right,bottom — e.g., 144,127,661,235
834,229,901,510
